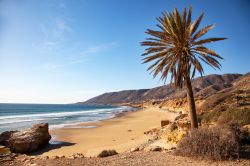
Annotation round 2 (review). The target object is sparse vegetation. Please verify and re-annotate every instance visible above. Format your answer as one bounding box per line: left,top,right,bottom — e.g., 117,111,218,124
97,150,118,157
175,123,250,160
200,109,250,126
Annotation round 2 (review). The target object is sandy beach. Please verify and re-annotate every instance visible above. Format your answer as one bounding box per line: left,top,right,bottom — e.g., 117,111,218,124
40,108,177,157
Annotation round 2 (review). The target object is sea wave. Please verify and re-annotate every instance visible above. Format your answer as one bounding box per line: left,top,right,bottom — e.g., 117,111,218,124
0,107,125,120
0,105,136,132
50,123,96,129
0,117,61,125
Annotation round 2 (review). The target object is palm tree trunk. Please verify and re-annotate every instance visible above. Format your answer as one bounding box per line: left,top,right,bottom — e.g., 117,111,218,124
185,76,198,129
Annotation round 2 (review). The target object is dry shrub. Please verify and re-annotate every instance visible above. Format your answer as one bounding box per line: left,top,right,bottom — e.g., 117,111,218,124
175,123,250,160
97,150,118,157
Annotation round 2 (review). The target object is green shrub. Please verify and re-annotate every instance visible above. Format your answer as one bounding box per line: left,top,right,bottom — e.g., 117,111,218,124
201,109,250,126
175,123,250,160
220,109,250,125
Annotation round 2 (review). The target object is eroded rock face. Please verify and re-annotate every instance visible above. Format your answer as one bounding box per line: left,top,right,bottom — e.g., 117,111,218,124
0,131,18,145
0,123,51,153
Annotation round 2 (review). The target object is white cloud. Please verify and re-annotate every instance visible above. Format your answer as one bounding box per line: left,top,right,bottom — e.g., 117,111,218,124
41,42,119,71
37,17,72,50
69,42,119,64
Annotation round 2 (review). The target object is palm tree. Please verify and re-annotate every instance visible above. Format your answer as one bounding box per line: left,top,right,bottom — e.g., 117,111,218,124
141,7,226,128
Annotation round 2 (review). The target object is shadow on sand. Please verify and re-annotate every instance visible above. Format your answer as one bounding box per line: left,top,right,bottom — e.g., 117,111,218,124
30,141,76,156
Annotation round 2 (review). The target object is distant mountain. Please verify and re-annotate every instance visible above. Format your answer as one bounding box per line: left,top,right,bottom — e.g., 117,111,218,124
78,73,243,106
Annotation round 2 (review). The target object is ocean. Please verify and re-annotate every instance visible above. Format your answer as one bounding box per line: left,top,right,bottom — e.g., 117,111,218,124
0,103,135,133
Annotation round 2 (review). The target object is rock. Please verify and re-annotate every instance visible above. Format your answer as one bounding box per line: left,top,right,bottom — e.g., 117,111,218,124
43,156,49,160
30,156,35,159
168,123,178,131
130,147,139,152
151,146,162,151
176,120,191,131
68,153,84,159
21,158,29,162
169,147,176,150
144,128,160,135
120,155,126,159
72,153,84,158
0,131,18,145
51,156,59,159
148,138,155,143
0,146,11,154
139,146,145,151
68,156,75,159
23,160,31,165
144,146,162,152
161,120,170,127
0,123,51,153
97,150,118,157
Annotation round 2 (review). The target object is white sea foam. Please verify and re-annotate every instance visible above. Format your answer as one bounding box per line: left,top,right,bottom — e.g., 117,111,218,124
0,117,60,125
0,108,120,120
0,105,136,132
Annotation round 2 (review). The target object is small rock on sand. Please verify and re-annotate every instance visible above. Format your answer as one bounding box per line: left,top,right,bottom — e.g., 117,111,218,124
97,150,118,157
51,156,59,159
130,147,139,152
144,146,162,152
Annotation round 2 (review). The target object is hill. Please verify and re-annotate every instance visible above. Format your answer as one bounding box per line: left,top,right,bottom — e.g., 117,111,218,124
78,73,243,106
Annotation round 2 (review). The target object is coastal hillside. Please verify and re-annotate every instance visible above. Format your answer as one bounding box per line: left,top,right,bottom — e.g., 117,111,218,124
78,73,243,105
151,72,250,114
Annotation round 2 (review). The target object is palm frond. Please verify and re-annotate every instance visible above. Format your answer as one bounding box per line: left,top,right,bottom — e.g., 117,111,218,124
191,13,204,35
193,37,227,45
192,24,214,40
187,6,192,27
193,46,223,59
141,6,226,88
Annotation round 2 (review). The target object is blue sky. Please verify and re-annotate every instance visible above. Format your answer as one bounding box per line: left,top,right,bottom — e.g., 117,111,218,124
0,0,249,104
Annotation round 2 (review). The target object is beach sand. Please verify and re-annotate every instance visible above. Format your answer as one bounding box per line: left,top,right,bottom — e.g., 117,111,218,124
40,108,177,157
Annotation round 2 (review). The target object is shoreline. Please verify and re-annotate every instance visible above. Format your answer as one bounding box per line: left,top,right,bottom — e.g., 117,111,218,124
48,107,140,141
39,107,178,157
48,106,138,131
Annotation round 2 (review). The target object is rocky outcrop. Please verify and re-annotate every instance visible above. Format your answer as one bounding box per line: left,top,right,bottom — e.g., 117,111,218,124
0,131,18,145
0,123,51,153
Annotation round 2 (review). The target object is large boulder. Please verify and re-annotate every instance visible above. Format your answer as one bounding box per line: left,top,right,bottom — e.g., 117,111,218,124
0,123,51,153
0,131,18,145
